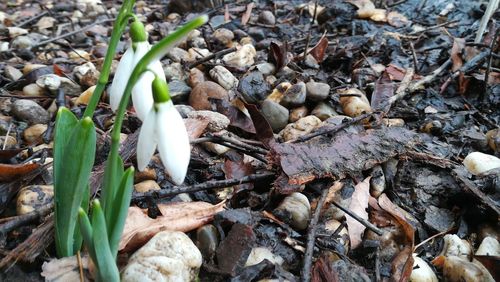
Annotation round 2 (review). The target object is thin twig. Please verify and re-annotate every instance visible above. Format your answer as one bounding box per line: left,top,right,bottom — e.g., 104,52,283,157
0,214,54,269
16,10,49,27
301,187,329,282
330,201,384,236
187,47,237,69
205,133,269,155
409,42,419,73
385,68,415,109
33,18,116,48
409,20,459,35
292,112,377,143
132,172,275,202
301,0,319,63
483,28,500,95
414,228,455,250
77,251,84,282
2,123,12,150
474,0,499,43
0,204,53,234
191,136,268,163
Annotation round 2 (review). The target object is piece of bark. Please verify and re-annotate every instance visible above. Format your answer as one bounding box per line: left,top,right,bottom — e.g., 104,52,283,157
270,126,417,185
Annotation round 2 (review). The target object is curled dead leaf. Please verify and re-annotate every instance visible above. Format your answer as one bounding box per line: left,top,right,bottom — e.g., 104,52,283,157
119,201,226,252
346,177,371,249
0,163,40,182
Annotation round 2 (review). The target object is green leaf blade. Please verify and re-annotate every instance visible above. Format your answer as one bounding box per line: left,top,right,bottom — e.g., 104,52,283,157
91,200,120,282
54,117,96,257
107,166,134,258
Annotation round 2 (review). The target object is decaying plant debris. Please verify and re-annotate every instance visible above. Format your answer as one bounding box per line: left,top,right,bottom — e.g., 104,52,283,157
0,0,499,281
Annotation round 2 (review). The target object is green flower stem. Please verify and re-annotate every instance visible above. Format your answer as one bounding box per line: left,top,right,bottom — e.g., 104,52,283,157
104,15,208,195
83,0,136,118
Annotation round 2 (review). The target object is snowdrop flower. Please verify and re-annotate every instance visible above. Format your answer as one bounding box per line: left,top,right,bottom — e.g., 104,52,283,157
137,76,190,185
109,19,166,121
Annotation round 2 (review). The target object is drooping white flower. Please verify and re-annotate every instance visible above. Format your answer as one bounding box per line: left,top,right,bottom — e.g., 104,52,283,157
108,20,166,121
136,78,190,185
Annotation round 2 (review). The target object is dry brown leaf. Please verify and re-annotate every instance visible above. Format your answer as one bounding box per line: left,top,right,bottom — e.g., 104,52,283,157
119,201,225,252
0,163,40,182
313,180,343,212
309,35,329,63
377,194,415,282
184,118,209,141
346,177,371,249
41,255,91,282
451,38,465,72
241,3,254,26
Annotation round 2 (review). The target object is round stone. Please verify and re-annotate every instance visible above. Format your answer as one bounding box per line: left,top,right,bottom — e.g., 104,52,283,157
311,102,337,121
280,81,306,108
260,99,289,133
237,71,270,104
189,81,229,110
11,99,50,124
306,80,331,102
258,11,276,25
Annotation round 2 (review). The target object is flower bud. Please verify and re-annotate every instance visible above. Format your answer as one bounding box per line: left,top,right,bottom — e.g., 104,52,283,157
130,19,147,43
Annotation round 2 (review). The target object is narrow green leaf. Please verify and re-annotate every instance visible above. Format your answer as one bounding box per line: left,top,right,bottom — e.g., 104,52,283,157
54,107,78,256
102,156,124,221
78,208,96,264
54,117,96,257
108,166,134,258
91,200,120,282
53,107,78,177
73,186,90,254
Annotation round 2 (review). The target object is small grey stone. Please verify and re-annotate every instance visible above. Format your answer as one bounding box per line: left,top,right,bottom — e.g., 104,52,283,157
258,11,276,25
238,71,270,104
209,66,238,90
167,47,189,63
11,99,49,124
255,63,276,75
304,54,319,69
424,206,455,232
189,36,207,48
164,62,186,81
36,74,61,92
0,119,10,135
187,110,230,132
275,66,296,81
59,77,82,97
260,99,289,132
4,65,22,81
11,35,34,49
312,102,337,121
168,80,191,102
306,81,330,102
212,28,234,45
280,82,306,108
175,105,194,118
209,15,226,29
247,27,265,42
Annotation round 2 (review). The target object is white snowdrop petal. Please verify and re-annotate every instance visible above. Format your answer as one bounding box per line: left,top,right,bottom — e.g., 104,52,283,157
133,41,150,65
156,101,191,185
132,71,155,121
109,46,134,111
149,60,166,82
137,109,158,171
